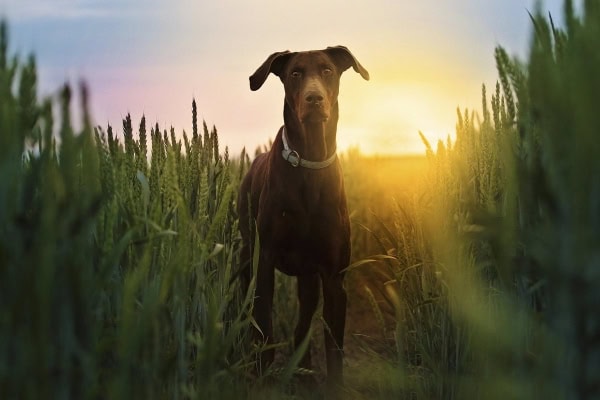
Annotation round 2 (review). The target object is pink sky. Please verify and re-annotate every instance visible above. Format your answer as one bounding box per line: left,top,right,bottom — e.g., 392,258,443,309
3,0,573,156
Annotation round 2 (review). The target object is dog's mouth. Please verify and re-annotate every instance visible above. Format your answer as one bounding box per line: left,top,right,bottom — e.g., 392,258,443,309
300,107,330,123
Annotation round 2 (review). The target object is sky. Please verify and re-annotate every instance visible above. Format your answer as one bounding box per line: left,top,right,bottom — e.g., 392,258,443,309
1,0,572,156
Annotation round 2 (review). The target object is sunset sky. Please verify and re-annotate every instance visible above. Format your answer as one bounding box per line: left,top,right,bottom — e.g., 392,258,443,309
2,0,571,155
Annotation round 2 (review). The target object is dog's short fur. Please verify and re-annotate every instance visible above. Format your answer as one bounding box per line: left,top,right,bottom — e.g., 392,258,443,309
238,46,369,384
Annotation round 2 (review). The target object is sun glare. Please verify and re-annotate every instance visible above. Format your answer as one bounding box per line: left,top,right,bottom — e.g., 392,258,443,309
338,78,456,156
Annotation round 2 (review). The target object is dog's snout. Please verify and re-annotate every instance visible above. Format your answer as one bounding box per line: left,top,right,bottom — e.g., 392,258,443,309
304,91,324,105
305,91,324,105
300,85,329,122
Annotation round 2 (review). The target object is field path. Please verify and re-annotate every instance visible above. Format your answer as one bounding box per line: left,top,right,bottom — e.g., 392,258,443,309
300,267,398,398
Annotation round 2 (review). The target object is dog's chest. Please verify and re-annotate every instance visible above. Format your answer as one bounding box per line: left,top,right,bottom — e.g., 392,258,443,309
268,177,342,238
282,172,336,216
299,175,327,210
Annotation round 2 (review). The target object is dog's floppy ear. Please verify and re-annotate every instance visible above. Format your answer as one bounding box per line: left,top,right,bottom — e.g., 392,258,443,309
325,46,370,81
249,50,293,91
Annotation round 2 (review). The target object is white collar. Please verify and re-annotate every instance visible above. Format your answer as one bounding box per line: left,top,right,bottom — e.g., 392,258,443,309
281,126,337,169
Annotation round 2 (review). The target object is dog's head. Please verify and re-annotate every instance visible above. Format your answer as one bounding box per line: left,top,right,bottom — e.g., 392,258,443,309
250,46,369,125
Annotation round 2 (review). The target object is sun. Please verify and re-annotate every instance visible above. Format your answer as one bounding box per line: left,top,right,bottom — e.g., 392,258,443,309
337,78,456,156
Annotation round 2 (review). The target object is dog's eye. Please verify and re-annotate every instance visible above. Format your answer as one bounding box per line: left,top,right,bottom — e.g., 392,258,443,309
323,68,333,76
291,71,302,78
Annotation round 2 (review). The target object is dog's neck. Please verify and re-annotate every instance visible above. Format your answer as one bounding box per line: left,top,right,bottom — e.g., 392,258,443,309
282,103,339,162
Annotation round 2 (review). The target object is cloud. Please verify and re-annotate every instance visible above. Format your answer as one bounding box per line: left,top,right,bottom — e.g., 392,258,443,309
2,1,113,21
1,0,172,22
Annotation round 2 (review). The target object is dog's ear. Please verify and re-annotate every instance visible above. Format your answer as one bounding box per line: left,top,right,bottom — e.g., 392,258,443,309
249,50,293,91
325,46,370,81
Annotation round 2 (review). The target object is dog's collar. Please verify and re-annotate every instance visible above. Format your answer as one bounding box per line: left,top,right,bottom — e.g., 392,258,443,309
281,126,337,169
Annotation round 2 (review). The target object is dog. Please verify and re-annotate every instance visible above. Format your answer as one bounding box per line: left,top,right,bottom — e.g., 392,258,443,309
237,46,369,384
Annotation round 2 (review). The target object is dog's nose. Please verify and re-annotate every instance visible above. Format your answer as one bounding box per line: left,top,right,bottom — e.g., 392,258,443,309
305,91,324,105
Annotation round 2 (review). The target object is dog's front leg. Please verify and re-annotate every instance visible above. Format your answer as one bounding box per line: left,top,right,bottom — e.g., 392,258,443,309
321,273,347,385
295,273,320,370
253,250,275,375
